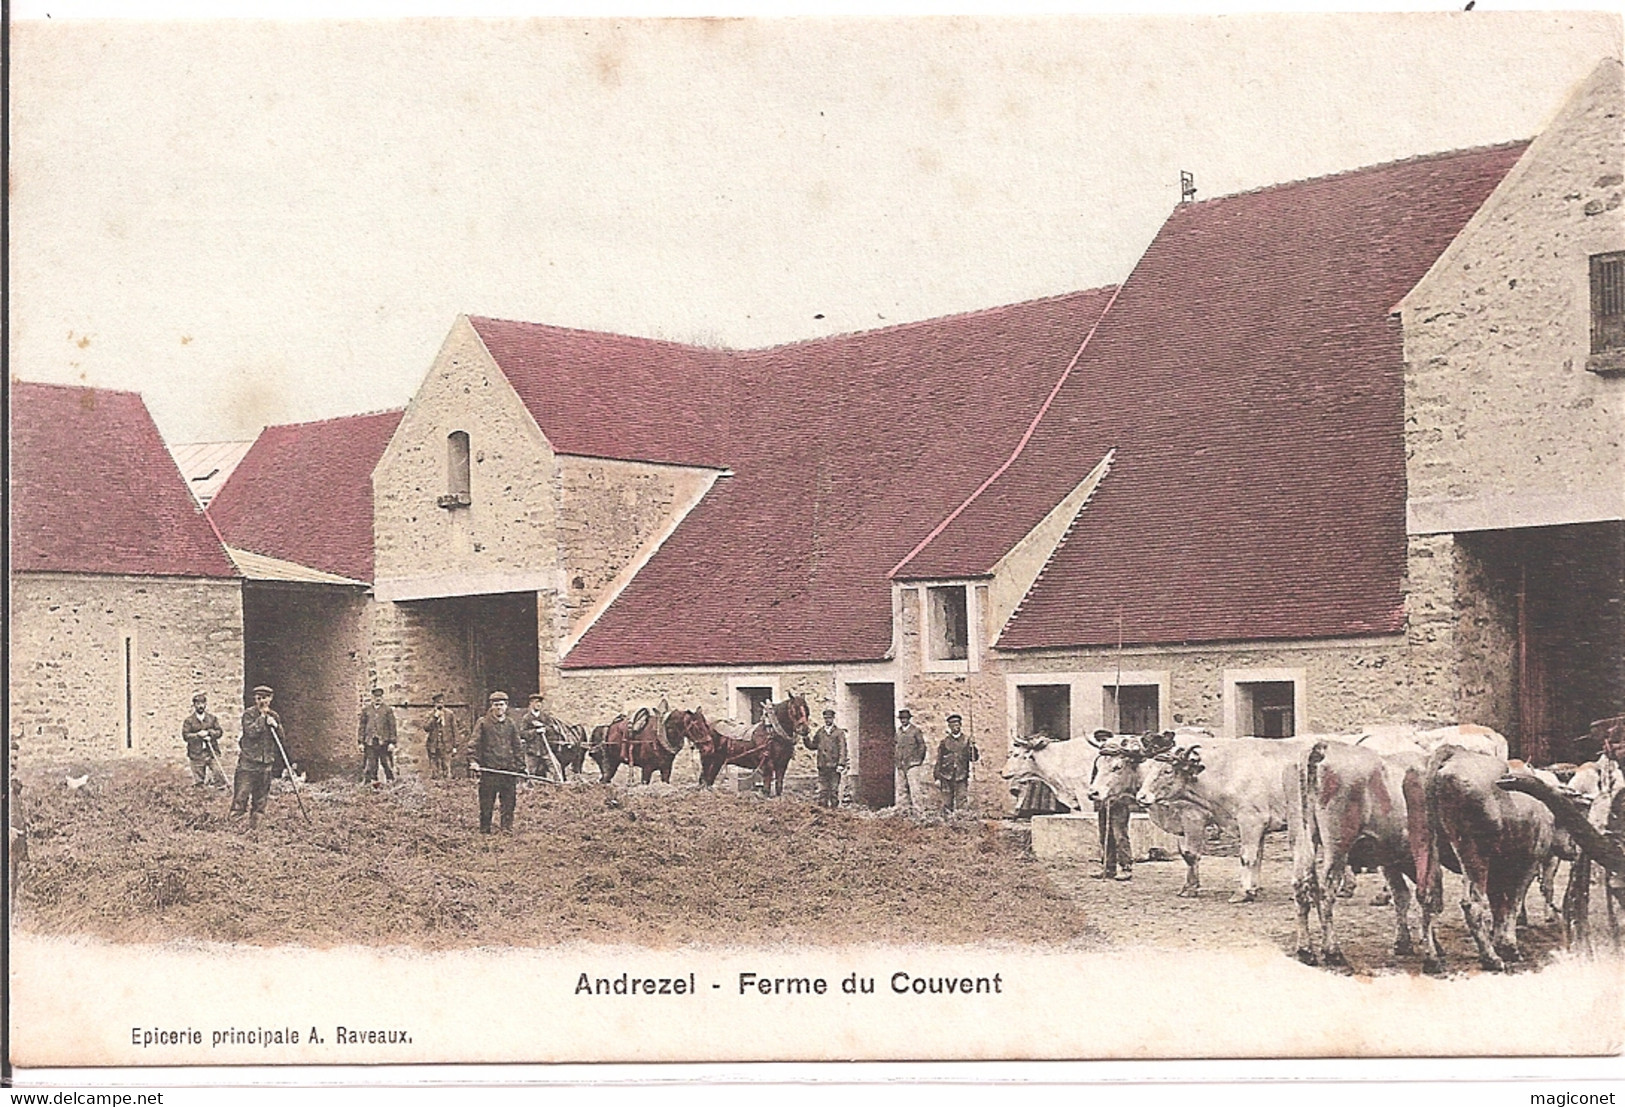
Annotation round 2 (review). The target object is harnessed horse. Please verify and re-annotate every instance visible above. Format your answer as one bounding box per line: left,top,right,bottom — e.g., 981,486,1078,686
692,695,811,795
589,700,684,784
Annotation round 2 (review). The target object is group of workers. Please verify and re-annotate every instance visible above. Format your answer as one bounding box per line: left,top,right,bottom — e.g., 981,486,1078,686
181,686,980,831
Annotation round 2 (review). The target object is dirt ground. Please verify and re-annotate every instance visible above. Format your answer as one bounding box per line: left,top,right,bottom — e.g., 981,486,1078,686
7,761,1590,975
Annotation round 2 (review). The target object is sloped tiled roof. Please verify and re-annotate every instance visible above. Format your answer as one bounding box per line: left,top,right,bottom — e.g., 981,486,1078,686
10,381,238,578
981,142,1530,650
470,319,736,469
560,289,1120,667
208,409,404,584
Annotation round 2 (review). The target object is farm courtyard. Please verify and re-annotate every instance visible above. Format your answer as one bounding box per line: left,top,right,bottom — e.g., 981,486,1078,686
8,760,1583,978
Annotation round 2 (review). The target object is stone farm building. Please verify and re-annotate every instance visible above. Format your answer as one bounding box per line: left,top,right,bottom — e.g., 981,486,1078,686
10,382,244,765
12,61,1624,805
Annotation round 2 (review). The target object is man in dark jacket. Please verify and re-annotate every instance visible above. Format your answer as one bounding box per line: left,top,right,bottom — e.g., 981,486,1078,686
804,708,848,808
358,687,398,784
471,691,524,832
181,692,226,787
233,685,284,828
934,713,979,814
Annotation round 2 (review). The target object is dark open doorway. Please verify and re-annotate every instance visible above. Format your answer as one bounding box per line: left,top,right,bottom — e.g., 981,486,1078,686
849,682,896,809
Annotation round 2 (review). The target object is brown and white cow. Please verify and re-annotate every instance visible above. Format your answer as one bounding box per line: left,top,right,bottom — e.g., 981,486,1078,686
1286,739,1421,967
1133,737,1315,903
1002,735,1128,876
1405,745,1560,973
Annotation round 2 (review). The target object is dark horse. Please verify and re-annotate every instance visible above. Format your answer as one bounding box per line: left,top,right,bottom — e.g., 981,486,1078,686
539,716,589,780
589,701,684,784
690,695,811,796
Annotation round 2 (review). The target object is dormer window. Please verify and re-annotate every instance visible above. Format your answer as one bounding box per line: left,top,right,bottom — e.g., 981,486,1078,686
1590,252,1625,373
439,431,471,508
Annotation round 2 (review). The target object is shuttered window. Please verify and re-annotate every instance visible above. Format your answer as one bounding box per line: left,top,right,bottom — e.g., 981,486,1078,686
1593,252,1625,354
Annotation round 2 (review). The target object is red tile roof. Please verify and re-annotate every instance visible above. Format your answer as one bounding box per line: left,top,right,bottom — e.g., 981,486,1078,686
980,142,1529,650
470,319,736,469
559,290,1119,667
208,409,404,583
10,381,238,579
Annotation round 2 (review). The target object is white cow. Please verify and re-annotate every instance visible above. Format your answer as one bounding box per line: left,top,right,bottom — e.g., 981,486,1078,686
1134,737,1325,903
1354,723,1510,761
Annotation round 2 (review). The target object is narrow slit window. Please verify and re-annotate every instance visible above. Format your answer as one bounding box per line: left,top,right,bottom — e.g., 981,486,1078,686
442,431,472,508
124,635,134,749
1592,252,1625,354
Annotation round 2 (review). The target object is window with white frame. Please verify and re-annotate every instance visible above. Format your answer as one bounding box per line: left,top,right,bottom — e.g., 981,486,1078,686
1017,685,1071,740
926,585,970,662
1103,684,1160,734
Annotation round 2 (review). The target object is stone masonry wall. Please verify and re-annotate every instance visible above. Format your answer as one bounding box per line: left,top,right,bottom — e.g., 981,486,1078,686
556,456,716,636
10,573,243,769
1403,61,1625,526
373,315,563,609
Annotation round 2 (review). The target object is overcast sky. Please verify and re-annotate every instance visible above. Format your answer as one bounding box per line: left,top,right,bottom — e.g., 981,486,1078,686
9,9,1621,444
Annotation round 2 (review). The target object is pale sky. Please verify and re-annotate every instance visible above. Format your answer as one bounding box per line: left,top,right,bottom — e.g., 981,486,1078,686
9,9,1621,443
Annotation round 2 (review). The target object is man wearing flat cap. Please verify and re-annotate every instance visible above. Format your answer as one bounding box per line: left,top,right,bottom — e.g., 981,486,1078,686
934,712,978,813
358,687,398,785
470,691,525,833
803,708,848,808
893,708,927,817
181,692,225,788
233,685,284,828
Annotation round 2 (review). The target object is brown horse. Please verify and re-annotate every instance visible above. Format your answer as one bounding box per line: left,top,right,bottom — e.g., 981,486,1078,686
589,702,683,784
688,707,771,788
689,695,811,795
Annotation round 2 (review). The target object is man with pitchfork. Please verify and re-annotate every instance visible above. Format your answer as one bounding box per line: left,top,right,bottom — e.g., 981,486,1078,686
232,685,284,830
470,691,525,834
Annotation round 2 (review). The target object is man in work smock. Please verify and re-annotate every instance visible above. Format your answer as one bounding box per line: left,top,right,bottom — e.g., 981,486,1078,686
181,692,226,787
804,708,848,808
893,708,927,816
471,691,525,833
233,685,284,828
934,712,979,814
358,687,398,784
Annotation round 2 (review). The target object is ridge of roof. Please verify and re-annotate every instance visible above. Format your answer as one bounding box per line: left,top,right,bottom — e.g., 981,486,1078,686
250,406,407,433
1182,139,1533,211
470,286,1122,358
891,284,1124,579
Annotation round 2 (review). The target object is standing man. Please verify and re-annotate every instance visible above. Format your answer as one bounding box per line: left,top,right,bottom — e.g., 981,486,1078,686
181,692,226,788
934,712,979,814
233,686,283,829
423,693,459,780
470,691,524,833
893,708,927,816
804,708,848,808
519,693,554,784
358,687,398,785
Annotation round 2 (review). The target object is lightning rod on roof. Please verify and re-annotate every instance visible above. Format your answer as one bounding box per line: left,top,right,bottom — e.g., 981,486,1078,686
1180,171,1197,204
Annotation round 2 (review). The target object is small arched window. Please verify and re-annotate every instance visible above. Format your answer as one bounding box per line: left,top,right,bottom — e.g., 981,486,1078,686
440,431,471,508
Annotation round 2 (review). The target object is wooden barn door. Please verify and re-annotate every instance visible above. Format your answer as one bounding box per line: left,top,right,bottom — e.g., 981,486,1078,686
850,683,895,809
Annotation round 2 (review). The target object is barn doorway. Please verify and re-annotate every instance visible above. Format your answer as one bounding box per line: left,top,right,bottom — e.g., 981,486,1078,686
1460,522,1625,763
465,592,540,710
848,682,896,809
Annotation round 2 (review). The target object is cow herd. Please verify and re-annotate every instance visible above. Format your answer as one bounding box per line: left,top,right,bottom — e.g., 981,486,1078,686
1003,724,1619,974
